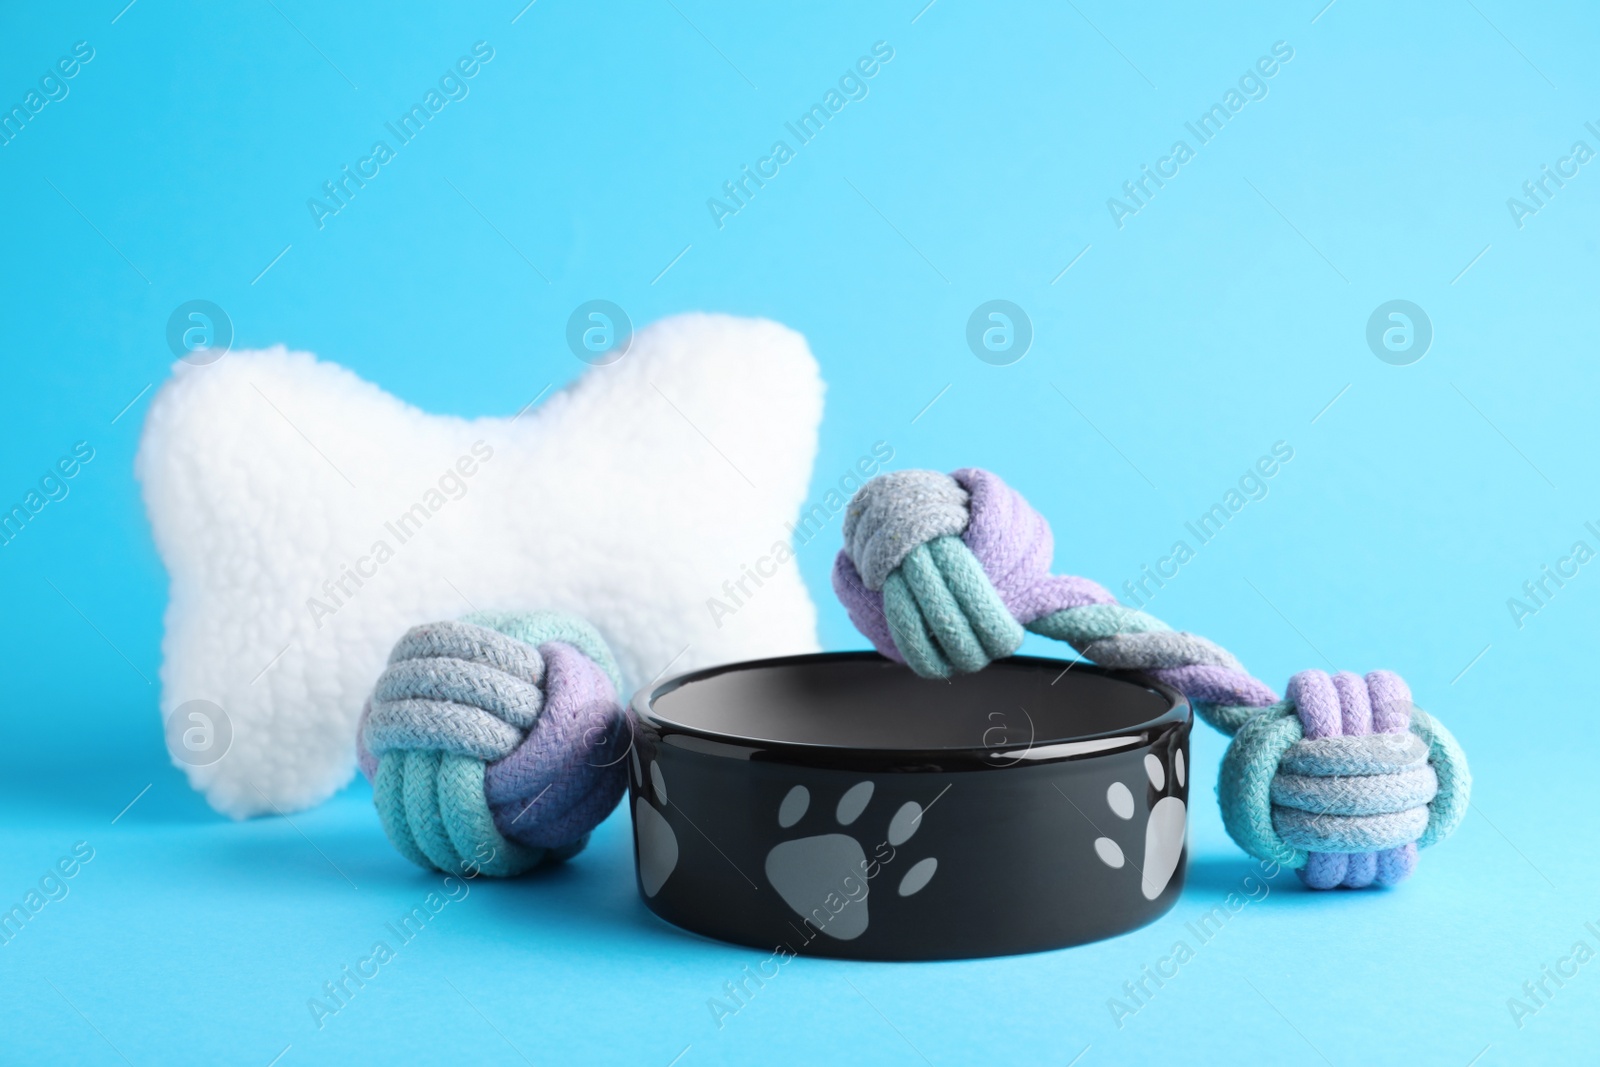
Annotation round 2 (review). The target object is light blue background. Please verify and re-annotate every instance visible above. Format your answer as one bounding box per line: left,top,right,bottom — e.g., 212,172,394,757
2,0,1596,1063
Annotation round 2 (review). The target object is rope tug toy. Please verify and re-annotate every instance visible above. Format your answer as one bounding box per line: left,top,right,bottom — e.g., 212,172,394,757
831,468,1470,890
356,611,629,877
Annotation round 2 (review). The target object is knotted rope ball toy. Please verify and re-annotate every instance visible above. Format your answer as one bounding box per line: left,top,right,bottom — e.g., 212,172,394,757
357,611,629,877
832,468,1470,890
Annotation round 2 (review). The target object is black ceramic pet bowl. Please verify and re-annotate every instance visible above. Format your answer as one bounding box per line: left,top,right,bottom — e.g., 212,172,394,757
625,651,1191,961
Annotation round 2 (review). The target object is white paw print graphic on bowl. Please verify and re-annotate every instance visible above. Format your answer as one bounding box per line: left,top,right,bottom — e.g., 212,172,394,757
1093,749,1186,901
763,780,937,941
631,749,679,898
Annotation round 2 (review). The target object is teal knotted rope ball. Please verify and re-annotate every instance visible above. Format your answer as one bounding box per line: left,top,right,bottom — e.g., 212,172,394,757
356,611,629,877
1218,669,1470,885
832,467,1471,889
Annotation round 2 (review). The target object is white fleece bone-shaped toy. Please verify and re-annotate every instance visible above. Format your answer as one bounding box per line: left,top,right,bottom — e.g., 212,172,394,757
137,312,824,818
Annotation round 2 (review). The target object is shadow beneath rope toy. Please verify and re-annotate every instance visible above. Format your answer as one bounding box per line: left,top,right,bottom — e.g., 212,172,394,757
357,808,705,954
1181,853,1302,903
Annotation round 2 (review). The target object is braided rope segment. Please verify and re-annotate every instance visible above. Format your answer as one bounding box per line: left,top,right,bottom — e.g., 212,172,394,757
357,612,628,877
832,467,1471,888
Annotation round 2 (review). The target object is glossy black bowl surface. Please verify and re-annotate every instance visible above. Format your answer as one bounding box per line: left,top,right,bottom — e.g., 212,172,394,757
627,651,1190,961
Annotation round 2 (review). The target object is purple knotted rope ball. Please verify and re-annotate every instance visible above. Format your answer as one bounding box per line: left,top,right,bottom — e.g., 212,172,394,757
357,611,629,877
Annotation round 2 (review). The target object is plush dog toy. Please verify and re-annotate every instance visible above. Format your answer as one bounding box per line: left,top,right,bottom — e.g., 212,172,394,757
138,313,824,817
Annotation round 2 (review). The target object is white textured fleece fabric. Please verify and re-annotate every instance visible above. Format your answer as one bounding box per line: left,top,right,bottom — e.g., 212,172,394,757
137,313,824,818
